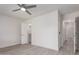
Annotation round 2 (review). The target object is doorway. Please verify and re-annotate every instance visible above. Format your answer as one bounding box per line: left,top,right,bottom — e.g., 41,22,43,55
27,24,32,44
61,20,74,54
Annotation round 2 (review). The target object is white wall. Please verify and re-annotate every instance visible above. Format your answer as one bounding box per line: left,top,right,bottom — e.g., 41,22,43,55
0,14,22,48
22,10,59,51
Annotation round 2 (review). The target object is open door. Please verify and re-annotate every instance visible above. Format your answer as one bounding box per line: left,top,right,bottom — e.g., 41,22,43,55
21,23,32,44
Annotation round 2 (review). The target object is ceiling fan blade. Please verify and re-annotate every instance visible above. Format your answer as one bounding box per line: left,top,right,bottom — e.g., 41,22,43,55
21,4,25,6
12,8,20,12
17,4,23,7
25,9,32,15
24,5,36,9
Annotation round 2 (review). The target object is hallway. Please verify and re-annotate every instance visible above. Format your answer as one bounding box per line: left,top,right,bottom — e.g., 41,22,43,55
59,39,74,55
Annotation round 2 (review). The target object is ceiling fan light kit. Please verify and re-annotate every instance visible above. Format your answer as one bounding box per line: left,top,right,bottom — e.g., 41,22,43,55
21,8,26,11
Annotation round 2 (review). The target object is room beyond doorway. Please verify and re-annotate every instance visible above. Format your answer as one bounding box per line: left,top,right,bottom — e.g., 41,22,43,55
27,24,32,44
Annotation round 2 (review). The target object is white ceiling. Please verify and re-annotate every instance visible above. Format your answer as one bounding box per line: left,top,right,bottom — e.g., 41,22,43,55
0,4,79,20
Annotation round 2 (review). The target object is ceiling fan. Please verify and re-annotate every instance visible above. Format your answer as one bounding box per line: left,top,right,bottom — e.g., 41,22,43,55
12,4,37,15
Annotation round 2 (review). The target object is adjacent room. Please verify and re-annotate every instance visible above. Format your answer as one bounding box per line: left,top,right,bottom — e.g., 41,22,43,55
0,4,79,55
